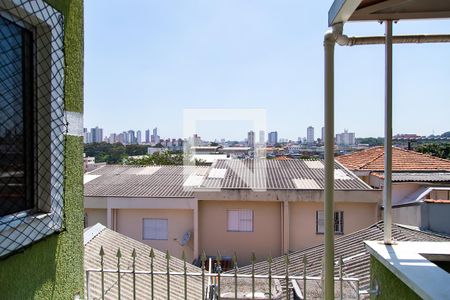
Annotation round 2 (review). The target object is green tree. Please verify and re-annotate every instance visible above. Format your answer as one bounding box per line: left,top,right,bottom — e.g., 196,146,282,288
415,143,450,160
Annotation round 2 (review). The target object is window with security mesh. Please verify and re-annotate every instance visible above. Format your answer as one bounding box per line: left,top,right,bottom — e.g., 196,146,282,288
0,0,65,258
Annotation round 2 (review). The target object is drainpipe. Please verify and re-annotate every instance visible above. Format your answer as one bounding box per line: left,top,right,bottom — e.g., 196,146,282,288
323,27,336,300
383,20,393,244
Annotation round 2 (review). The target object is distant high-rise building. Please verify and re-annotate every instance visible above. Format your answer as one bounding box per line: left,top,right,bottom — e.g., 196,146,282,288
118,133,126,144
83,128,92,144
247,131,255,148
307,126,314,145
145,129,150,144
268,131,278,146
108,133,117,144
336,129,355,146
151,127,160,144
91,126,103,143
128,130,136,144
136,130,142,144
259,130,265,144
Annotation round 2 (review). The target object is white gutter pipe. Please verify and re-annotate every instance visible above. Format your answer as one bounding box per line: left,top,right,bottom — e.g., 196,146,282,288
384,20,393,244
322,22,450,299
335,33,450,46
323,28,336,300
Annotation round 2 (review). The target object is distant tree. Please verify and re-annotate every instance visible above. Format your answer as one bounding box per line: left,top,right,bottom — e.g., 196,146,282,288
355,137,384,146
84,142,127,164
125,144,148,156
415,143,450,160
126,151,184,165
210,142,219,146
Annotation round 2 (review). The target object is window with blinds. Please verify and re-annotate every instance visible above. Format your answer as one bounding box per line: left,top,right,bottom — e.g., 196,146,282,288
227,209,253,232
316,211,344,234
143,218,168,240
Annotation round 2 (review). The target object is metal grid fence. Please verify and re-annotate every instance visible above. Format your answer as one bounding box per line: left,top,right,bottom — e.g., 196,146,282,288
86,247,363,300
0,0,65,258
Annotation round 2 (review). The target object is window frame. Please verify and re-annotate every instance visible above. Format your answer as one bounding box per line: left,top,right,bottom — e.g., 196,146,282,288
142,218,169,241
316,210,344,235
0,0,65,258
227,209,254,232
0,13,35,217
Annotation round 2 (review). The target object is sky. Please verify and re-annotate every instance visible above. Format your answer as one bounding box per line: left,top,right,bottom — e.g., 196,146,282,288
84,1,450,141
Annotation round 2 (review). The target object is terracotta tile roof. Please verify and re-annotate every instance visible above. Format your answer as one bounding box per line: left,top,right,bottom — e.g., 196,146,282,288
424,199,450,204
336,146,450,172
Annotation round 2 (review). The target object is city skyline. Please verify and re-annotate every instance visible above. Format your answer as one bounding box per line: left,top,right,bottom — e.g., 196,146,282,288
85,1,450,140
85,124,446,144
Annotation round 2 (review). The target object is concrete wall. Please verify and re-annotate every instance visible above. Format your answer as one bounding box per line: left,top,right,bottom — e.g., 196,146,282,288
392,205,421,227
289,202,378,250
85,208,107,227
116,209,195,262
421,203,450,235
0,1,84,299
198,200,282,265
370,256,421,300
392,183,421,205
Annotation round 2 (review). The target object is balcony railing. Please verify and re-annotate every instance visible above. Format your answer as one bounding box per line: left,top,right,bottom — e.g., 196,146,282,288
85,246,363,300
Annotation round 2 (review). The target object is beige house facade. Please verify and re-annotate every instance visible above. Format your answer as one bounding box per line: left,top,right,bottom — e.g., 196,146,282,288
85,161,381,265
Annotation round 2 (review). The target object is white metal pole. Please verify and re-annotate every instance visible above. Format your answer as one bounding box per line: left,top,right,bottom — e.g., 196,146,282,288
324,29,336,300
384,20,393,244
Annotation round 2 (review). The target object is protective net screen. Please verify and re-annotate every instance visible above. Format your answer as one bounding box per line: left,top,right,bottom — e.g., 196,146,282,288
0,0,65,258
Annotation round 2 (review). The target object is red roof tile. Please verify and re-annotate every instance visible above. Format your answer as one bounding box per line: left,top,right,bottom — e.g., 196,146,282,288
336,146,450,172
424,199,450,204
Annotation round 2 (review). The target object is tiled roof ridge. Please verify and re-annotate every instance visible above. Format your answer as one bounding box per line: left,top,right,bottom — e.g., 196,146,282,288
356,146,385,170
334,160,373,190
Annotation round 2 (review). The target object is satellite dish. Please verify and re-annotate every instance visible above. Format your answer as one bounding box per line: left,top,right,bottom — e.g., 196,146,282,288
180,231,191,246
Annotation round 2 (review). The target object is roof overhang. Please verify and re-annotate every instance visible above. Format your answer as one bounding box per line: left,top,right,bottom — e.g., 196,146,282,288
329,0,450,26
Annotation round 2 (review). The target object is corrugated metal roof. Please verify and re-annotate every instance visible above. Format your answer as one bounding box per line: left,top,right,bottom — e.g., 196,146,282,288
200,159,371,190
84,224,202,299
390,172,450,182
84,159,372,198
85,165,209,197
235,222,450,291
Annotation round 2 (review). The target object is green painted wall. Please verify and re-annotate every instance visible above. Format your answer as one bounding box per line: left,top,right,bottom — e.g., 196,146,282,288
0,0,84,299
370,256,421,300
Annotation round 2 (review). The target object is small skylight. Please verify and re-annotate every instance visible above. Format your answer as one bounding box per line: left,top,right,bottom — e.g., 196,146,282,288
334,169,351,180
208,168,227,178
136,166,161,175
183,175,205,187
305,161,324,169
84,174,101,184
292,178,321,189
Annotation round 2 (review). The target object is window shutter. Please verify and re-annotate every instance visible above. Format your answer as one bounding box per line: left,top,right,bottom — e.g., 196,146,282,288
143,219,168,240
316,211,324,233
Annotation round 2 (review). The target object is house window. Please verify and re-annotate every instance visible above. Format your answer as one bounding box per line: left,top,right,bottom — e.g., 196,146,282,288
143,219,168,240
0,16,34,217
316,211,344,234
0,1,65,258
227,209,253,232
